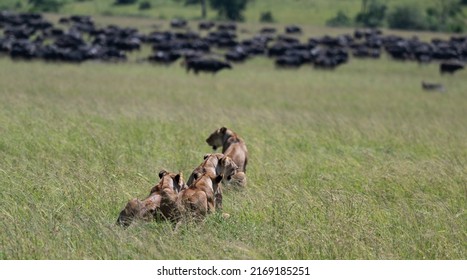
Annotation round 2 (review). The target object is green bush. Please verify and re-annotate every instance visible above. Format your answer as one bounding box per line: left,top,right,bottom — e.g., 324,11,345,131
355,0,387,28
259,11,274,23
326,10,352,27
387,5,427,30
28,0,64,12
425,1,466,33
139,1,151,10
0,0,21,10
445,16,465,33
209,0,249,21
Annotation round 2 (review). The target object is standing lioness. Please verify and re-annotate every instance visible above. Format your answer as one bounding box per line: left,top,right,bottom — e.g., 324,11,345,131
206,127,248,172
206,127,248,188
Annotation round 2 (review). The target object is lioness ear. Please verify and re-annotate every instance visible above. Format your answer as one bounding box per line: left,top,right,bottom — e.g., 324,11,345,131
219,155,227,164
203,154,211,160
194,169,204,181
159,170,168,179
214,175,223,184
175,172,183,184
220,127,227,133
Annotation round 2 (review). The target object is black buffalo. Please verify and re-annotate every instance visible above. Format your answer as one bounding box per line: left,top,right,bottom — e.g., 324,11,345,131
170,19,187,28
199,21,215,30
275,55,303,68
285,25,302,34
440,61,464,74
148,51,181,64
186,58,232,74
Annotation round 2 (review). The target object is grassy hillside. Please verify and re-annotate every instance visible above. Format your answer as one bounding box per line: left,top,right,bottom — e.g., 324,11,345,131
2,0,456,25
0,29,466,259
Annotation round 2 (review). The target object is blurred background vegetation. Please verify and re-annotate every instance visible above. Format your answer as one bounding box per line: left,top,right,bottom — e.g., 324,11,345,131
1,0,466,32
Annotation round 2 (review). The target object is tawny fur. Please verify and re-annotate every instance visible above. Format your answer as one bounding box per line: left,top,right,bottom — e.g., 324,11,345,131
187,153,238,186
116,170,184,227
206,127,248,173
206,127,248,187
177,172,223,220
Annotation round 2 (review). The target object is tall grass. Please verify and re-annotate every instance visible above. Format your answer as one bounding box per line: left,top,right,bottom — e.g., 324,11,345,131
0,48,466,259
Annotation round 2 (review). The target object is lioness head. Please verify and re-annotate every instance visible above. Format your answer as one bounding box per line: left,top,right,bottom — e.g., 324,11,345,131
150,170,185,194
206,127,228,150
116,198,145,228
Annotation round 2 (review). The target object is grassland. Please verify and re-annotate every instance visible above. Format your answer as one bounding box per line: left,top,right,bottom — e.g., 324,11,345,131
3,0,458,25
0,20,466,259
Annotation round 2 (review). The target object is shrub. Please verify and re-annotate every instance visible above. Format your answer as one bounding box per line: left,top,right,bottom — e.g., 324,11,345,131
387,5,427,30
0,1,22,10
355,0,387,28
209,0,249,21
425,1,466,33
326,10,352,27
259,11,274,23
139,1,151,10
445,16,465,33
28,0,64,12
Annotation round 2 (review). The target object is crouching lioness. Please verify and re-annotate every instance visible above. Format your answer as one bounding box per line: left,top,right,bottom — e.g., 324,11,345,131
116,170,184,227
206,127,248,187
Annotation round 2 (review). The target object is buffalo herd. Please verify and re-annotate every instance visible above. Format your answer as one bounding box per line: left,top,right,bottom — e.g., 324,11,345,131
0,11,465,75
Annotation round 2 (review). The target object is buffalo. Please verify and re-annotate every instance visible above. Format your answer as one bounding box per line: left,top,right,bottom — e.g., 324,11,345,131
440,61,464,74
186,58,232,74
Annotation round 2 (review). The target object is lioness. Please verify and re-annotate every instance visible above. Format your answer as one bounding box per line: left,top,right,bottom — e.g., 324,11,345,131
186,153,238,186
186,153,238,210
150,170,186,195
177,171,223,219
206,127,248,172
206,127,248,187
116,170,184,227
